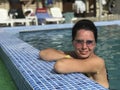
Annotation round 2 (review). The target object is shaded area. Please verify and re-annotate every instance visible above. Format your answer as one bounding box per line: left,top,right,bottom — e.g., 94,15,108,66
108,0,120,14
8,0,25,18
0,57,17,90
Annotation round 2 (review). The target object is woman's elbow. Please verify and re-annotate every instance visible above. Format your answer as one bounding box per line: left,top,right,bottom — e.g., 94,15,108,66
39,50,49,61
54,60,67,73
39,48,56,61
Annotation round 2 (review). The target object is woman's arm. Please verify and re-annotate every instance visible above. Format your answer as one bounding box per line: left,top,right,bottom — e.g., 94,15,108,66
39,48,71,61
54,56,104,74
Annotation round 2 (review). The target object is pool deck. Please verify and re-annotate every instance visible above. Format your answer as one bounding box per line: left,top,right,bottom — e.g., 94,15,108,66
0,20,119,90
0,20,120,33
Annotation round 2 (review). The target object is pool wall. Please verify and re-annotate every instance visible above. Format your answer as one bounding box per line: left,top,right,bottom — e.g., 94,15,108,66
0,20,119,90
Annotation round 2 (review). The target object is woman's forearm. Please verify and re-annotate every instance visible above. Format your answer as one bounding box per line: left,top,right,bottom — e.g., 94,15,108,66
39,48,68,61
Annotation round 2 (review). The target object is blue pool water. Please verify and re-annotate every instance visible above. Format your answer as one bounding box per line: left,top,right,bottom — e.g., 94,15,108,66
19,25,120,90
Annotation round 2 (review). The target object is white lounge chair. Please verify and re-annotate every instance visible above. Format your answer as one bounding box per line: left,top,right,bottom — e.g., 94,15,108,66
24,8,38,25
0,8,34,27
50,7,65,24
0,8,12,26
11,18,32,26
36,8,64,25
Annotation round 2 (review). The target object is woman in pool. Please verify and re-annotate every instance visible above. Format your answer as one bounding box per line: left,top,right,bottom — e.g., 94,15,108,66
39,19,109,88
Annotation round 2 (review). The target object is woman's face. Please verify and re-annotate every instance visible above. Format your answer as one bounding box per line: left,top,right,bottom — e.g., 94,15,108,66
73,29,96,59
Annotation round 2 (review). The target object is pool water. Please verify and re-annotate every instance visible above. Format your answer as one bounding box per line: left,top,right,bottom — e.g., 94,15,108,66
19,25,120,90
20,29,73,51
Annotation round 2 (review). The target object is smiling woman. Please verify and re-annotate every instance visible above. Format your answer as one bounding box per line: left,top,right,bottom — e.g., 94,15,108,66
18,21,120,90
0,57,17,90
39,19,109,88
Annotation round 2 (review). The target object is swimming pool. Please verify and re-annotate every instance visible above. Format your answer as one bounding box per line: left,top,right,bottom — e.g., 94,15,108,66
0,21,120,90
19,25,120,90
0,24,107,90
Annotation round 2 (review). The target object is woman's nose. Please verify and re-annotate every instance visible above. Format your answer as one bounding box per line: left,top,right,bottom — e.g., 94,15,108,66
82,42,87,49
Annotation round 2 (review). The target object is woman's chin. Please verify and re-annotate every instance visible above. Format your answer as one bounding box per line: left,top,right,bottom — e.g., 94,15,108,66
78,54,89,59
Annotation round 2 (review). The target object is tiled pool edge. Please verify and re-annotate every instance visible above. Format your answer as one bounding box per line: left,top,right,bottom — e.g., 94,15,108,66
0,45,32,90
0,32,107,90
0,20,119,90
0,33,39,90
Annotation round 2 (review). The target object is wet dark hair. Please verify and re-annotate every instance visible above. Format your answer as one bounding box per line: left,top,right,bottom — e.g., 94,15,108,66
72,19,98,43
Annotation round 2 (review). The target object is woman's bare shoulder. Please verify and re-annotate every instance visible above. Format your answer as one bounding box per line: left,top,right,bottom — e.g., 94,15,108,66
94,55,106,69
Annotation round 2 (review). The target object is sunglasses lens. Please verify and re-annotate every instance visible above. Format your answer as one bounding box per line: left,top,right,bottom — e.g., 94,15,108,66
76,40,83,44
86,40,93,45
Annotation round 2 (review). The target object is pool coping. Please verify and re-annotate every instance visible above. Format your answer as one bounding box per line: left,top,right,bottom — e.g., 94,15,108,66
1,20,119,90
